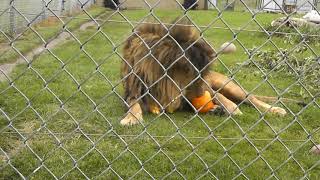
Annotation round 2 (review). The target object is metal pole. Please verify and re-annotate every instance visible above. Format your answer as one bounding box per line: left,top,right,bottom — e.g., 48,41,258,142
203,0,208,10
42,0,46,20
9,0,16,36
61,0,65,12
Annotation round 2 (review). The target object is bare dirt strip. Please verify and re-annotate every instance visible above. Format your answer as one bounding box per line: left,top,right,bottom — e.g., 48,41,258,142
0,19,98,82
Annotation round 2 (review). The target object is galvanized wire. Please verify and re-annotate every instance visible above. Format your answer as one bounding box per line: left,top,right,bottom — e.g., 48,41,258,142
0,0,95,35
0,0,320,179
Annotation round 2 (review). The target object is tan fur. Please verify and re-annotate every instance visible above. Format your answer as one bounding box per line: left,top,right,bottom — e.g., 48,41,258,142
121,19,214,113
120,20,287,125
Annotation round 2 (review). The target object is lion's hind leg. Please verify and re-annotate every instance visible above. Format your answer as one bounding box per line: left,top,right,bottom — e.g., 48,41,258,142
204,71,287,116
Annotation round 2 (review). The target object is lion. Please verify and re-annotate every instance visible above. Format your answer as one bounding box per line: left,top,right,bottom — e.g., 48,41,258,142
120,18,287,125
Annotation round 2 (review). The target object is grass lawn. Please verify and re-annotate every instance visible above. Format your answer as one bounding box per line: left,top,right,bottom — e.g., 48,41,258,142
0,6,106,65
0,8,319,179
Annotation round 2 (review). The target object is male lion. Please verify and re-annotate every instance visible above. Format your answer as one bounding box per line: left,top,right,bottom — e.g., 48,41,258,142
120,18,286,125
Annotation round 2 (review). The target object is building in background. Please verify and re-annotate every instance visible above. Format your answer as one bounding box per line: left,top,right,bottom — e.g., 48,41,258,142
261,0,317,13
208,0,218,8
117,0,207,10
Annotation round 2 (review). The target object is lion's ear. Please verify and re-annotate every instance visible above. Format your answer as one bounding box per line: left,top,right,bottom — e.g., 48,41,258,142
169,17,200,43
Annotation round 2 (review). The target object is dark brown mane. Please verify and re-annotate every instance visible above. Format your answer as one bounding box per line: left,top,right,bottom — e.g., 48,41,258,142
120,18,288,126
121,18,216,112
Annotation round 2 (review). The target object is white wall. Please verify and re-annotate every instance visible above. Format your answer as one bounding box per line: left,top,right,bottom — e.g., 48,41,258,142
208,0,217,8
262,0,315,12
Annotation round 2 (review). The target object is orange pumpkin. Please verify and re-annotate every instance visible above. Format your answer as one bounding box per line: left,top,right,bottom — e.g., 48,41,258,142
191,91,215,113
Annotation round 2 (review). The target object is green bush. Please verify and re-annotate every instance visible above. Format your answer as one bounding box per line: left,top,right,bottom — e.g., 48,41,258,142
247,45,319,98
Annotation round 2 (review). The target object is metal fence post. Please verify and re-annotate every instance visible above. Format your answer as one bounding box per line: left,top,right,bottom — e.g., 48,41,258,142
225,0,235,11
62,0,66,12
42,0,46,20
9,0,15,36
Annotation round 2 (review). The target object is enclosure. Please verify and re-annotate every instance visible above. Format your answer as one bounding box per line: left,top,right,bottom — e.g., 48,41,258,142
0,0,320,179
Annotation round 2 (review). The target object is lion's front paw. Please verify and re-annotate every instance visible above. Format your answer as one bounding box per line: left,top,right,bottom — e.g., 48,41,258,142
269,107,287,116
120,113,143,126
149,104,161,115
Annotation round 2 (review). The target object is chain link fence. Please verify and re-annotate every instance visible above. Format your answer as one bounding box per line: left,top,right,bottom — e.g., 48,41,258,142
0,0,320,179
0,0,96,35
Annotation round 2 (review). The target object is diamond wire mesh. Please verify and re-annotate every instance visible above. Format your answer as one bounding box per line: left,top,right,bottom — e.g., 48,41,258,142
0,0,320,179
0,0,95,34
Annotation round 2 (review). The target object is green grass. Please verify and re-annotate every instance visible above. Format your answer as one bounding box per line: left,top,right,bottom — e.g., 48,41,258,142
0,6,106,65
0,8,319,179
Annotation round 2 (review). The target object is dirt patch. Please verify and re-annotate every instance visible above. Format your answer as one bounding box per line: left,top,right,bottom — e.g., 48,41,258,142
36,16,60,27
0,13,106,82
0,136,23,164
0,43,10,54
0,120,39,165
0,31,70,82
0,155,5,164
79,21,97,30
